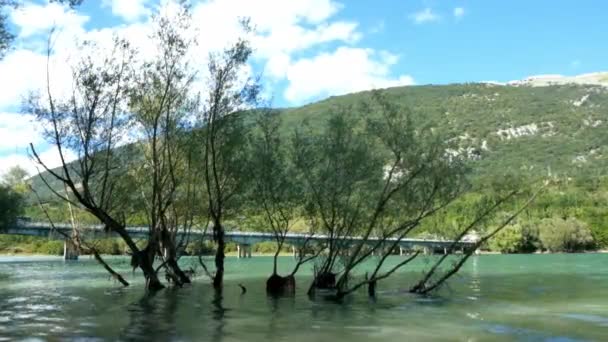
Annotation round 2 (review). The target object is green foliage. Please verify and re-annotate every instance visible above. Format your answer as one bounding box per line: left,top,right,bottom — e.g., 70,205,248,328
0,185,23,229
489,221,541,253
0,236,63,255
184,241,215,255
2,166,29,192
35,240,64,255
538,216,595,252
0,235,133,255
490,224,524,253
89,239,122,255
280,84,608,182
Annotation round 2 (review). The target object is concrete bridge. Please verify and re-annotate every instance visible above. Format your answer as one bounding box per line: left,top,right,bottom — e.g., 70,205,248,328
1,221,478,260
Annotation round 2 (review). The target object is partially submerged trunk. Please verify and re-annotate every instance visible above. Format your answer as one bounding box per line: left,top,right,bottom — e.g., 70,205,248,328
314,272,337,289
165,258,192,286
308,272,337,295
213,224,225,290
266,274,296,296
131,245,165,291
161,230,191,286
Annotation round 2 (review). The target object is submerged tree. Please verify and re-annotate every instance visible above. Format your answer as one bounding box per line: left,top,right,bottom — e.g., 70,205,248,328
287,91,537,299
129,5,200,287
27,33,166,290
249,110,320,295
196,22,260,291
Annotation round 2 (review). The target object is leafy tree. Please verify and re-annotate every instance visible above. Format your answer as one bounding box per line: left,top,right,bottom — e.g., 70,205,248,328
128,4,198,286
538,216,595,252
0,184,23,229
286,91,528,298
26,31,157,288
249,109,319,295
490,224,524,253
196,20,260,291
2,165,29,194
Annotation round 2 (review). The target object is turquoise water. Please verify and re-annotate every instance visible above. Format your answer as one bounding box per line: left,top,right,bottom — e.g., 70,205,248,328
0,254,607,341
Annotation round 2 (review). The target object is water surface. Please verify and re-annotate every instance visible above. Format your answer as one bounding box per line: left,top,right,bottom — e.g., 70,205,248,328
0,254,606,341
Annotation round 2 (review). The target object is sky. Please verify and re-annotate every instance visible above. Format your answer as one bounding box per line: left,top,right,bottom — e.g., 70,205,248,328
0,0,607,177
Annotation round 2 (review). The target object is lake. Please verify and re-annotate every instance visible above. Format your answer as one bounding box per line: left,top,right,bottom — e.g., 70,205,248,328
0,254,606,341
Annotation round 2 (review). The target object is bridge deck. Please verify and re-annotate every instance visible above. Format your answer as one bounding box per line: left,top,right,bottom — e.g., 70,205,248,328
2,222,477,249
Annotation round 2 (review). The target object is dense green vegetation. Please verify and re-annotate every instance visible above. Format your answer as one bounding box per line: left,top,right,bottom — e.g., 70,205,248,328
0,185,22,230
280,84,608,181
0,235,292,256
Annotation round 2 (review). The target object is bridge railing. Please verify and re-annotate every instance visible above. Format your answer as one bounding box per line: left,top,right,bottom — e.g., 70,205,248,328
11,222,477,246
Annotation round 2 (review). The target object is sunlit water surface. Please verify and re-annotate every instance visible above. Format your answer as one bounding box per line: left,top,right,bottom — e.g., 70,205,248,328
0,254,607,341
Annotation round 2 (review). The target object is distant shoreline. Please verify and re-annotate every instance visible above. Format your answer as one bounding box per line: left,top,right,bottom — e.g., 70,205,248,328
1,250,607,257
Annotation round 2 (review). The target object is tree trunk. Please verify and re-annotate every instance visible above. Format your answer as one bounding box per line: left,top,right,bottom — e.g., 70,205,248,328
131,245,165,291
213,224,225,290
266,274,296,296
311,272,337,290
166,258,191,286
140,257,165,291
161,230,191,286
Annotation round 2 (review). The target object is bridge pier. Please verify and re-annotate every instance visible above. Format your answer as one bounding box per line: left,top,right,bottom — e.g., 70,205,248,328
63,239,79,261
237,244,252,258
292,246,302,259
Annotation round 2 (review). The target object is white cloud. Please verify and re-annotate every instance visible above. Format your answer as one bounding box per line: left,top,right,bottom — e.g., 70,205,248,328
1,0,368,107
283,47,414,103
11,2,89,38
0,112,43,151
1,2,96,109
0,47,78,109
102,0,151,22
453,7,465,19
0,148,77,179
0,112,77,181
0,154,32,178
190,0,360,59
0,0,415,152
410,8,440,24
193,0,342,32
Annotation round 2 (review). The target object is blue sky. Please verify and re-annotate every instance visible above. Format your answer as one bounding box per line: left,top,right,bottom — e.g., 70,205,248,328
0,0,607,175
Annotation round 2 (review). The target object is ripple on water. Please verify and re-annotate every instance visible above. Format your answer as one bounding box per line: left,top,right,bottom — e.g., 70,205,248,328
484,323,587,342
35,316,66,323
466,312,482,320
562,313,608,327
25,304,59,312
14,313,36,320
6,297,28,304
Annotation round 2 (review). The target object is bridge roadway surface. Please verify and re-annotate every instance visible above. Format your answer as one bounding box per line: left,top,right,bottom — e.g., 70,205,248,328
2,222,476,250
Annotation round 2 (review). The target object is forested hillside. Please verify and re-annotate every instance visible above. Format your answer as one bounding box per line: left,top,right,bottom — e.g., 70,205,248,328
279,83,608,181
24,82,608,251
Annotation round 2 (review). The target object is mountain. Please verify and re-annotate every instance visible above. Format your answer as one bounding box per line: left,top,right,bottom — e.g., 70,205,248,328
278,82,608,182
24,80,608,247
30,81,608,195
506,72,608,87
